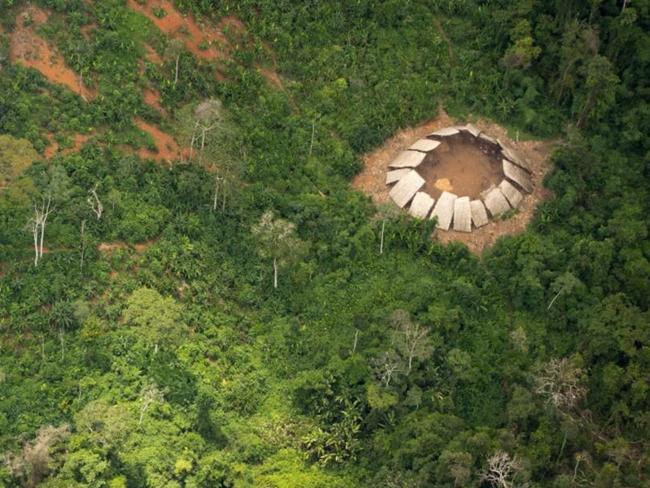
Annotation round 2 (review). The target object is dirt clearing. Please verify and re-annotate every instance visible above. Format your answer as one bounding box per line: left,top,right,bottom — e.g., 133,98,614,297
353,108,555,254
134,118,187,163
9,7,95,100
418,132,503,200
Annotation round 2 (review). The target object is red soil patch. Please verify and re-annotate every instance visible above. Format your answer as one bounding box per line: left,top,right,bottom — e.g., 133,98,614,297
134,118,187,163
9,7,95,100
144,44,163,65
44,133,90,159
259,67,284,90
127,0,229,60
143,87,165,113
353,108,555,254
44,134,59,159
217,15,246,36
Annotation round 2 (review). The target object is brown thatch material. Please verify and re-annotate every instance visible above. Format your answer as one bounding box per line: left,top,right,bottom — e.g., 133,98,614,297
430,127,460,137
430,190,458,230
483,187,511,217
409,191,435,219
502,159,533,193
409,139,441,152
461,123,481,138
453,196,472,232
501,144,531,171
470,199,489,228
479,132,498,145
499,179,523,208
389,170,425,208
386,168,411,185
388,150,427,168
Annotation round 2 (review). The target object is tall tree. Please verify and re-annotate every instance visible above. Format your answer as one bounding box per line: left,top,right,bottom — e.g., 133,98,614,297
390,309,433,373
575,55,619,128
122,287,184,353
251,211,307,289
27,164,71,266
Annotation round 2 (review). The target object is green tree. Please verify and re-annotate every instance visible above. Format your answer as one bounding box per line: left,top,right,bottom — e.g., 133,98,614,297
575,55,619,128
251,211,308,289
122,287,184,353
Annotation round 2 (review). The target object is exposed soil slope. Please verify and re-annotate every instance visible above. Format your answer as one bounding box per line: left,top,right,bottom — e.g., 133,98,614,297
134,118,188,163
9,7,95,100
127,0,230,60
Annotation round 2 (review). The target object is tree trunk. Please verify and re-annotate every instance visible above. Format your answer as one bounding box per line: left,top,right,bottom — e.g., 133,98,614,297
174,54,180,86
577,90,596,129
39,218,45,259
308,120,315,158
380,219,385,255
59,328,65,361
33,222,39,266
80,219,86,271
547,286,565,310
212,181,219,212
273,257,278,289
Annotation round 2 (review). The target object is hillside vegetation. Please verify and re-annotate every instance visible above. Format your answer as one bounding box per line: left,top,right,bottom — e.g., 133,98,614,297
0,1,649,487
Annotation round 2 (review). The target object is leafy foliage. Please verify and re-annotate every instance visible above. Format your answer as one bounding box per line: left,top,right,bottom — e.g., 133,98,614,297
0,0,649,487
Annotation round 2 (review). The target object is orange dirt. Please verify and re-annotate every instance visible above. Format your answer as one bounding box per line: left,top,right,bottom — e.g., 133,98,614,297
144,44,163,65
9,7,95,100
418,132,503,200
44,133,90,159
134,118,187,163
127,0,229,60
143,87,165,113
353,108,556,254
259,67,284,90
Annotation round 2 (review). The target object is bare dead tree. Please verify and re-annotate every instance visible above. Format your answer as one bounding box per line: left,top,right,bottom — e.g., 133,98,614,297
351,329,360,354
138,383,164,427
212,175,224,212
4,424,70,488
164,39,184,87
391,310,433,373
481,451,524,488
535,357,587,412
372,351,403,387
87,184,103,220
80,219,86,271
26,196,53,266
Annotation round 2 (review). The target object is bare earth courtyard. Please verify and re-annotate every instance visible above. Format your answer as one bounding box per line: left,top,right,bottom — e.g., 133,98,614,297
353,109,556,254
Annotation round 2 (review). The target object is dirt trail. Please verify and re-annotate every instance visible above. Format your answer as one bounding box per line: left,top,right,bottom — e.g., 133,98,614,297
144,44,163,64
127,0,229,60
9,7,95,100
134,118,187,163
143,88,165,113
353,108,555,254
